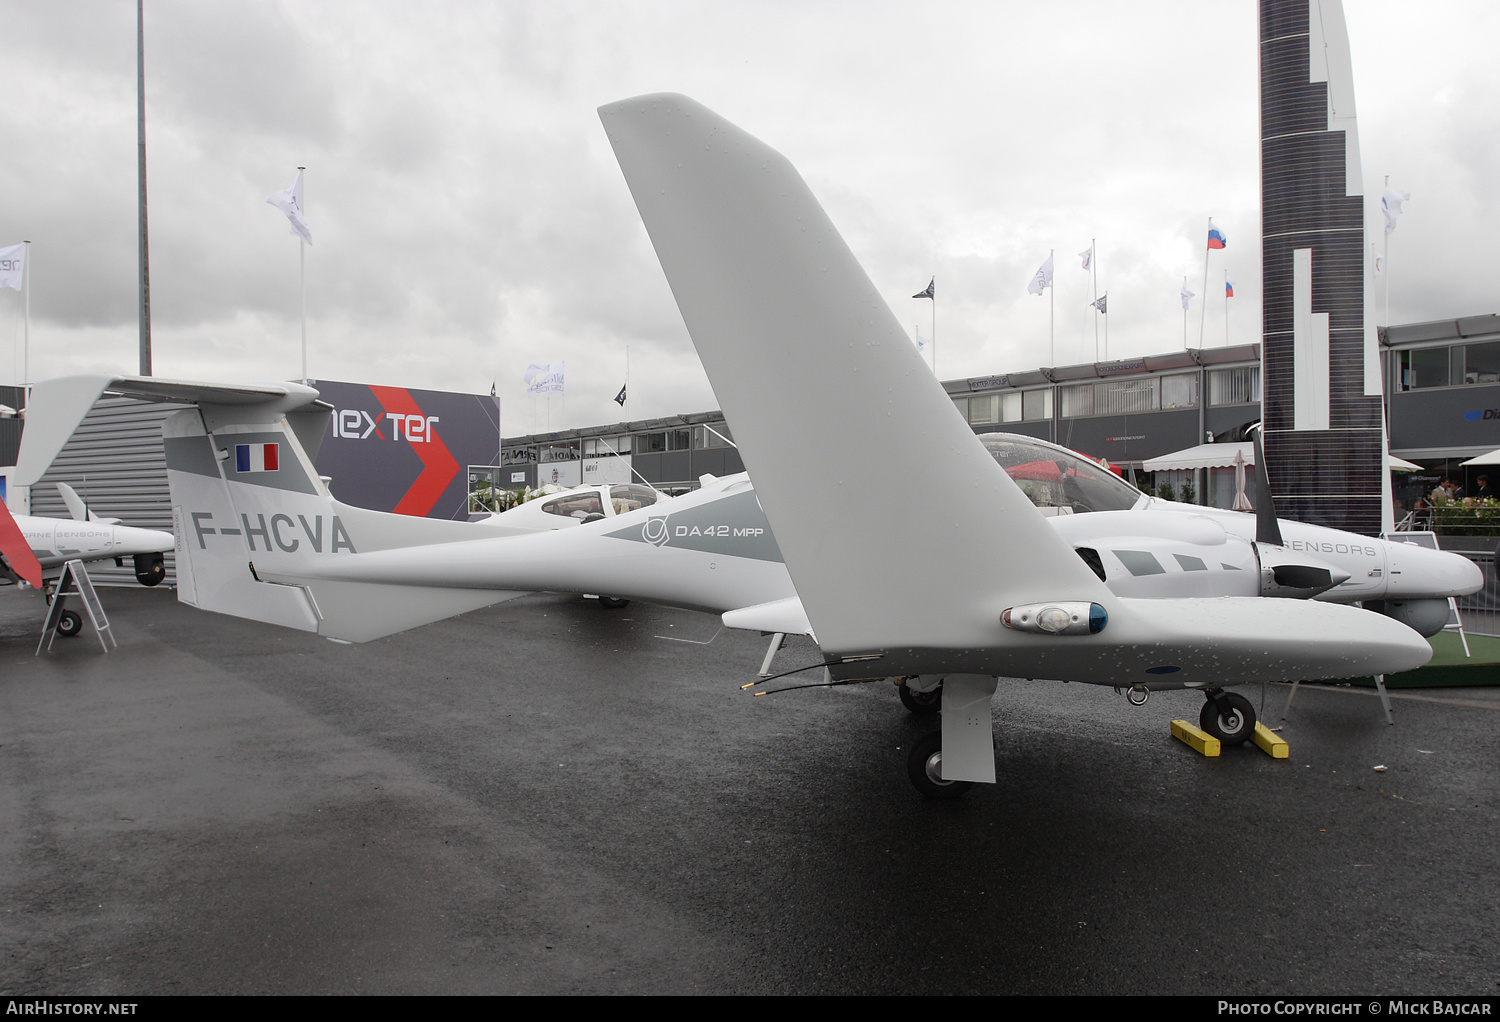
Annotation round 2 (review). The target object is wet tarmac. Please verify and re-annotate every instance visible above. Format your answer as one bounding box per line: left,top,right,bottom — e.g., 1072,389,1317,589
1,587,1497,995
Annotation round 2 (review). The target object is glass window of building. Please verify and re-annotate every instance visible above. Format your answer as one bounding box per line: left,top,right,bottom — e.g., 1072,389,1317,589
1001,392,1023,423
1463,341,1500,384
1160,373,1199,409
584,435,632,457
1059,383,1094,418
1022,388,1052,421
642,432,667,453
1096,378,1157,415
968,394,999,424
539,442,579,463
1207,366,1260,405
694,424,733,448
951,396,969,419
1401,347,1451,390
668,428,692,451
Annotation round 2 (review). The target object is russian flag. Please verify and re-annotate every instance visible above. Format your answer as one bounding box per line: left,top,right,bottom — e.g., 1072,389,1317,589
1207,220,1228,250
1225,278,1236,298
236,443,280,473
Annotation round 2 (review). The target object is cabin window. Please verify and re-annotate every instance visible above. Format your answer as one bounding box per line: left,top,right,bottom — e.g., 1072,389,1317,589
541,492,604,519
1113,550,1165,577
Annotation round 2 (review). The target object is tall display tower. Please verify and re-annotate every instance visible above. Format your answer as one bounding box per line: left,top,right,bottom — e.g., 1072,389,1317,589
1259,0,1384,535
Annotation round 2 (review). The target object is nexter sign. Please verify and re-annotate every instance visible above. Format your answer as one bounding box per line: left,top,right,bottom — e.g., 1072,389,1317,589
312,381,499,521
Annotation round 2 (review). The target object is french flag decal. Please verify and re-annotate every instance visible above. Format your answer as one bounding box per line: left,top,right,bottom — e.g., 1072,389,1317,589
236,443,280,472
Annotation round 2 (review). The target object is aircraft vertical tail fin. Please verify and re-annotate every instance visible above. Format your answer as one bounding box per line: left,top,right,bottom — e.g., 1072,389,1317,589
23,376,526,641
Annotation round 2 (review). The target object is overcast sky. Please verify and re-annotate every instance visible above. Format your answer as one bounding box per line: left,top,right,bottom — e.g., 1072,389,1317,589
1,1,1496,435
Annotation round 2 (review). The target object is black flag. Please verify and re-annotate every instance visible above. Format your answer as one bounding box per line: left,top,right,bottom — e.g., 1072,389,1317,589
614,383,627,406
912,278,934,300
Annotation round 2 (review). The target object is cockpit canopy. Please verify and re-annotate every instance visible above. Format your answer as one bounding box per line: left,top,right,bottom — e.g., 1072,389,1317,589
978,433,1145,514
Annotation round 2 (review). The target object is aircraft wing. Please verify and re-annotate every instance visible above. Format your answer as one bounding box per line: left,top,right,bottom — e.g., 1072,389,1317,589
601,93,1430,684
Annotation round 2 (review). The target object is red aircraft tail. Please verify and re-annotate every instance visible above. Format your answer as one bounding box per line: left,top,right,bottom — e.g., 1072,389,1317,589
0,498,43,588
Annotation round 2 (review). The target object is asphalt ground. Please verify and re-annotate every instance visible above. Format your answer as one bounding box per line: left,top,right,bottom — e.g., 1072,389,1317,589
1,587,1497,996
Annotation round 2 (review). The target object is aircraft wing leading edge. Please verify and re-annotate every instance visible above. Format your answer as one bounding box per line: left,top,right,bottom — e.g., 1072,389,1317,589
601,93,1430,683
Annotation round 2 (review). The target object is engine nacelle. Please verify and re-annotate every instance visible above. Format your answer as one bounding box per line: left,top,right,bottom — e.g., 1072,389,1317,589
1255,543,1350,598
1366,598,1450,638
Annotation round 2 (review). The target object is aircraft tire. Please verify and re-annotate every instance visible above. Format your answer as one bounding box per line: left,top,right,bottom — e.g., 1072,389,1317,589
598,597,630,609
56,610,83,638
898,680,942,715
1200,692,1256,746
907,730,972,799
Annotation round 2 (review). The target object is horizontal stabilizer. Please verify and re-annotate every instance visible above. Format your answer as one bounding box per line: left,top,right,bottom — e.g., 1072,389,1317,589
17,375,325,486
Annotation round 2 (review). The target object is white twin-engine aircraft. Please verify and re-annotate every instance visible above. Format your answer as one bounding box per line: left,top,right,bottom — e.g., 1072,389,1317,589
18,94,1480,796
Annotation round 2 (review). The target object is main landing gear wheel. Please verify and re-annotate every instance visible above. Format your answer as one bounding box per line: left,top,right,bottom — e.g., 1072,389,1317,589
1200,692,1256,745
898,678,943,715
56,610,83,638
906,730,972,799
598,596,630,609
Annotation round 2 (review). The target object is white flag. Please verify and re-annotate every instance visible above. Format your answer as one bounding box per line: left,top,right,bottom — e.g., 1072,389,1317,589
0,243,24,291
524,361,565,396
1180,282,1195,310
915,326,929,352
1371,242,1385,277
1078,245,1092,271
1026,254,1054,295
1381,187,1410,236
267,170,313,245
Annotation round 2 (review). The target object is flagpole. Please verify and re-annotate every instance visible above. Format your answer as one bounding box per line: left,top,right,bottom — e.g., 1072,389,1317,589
1049,249,1054,366
1091,239,1099,362
22,241,29,393
298,165,307,382
136,0,152,377
931,275,937,379
1183,276,1189,348
1383,174,1391,327
1103,292,1109,360
1224,271,1230,346
1198,217,1210,349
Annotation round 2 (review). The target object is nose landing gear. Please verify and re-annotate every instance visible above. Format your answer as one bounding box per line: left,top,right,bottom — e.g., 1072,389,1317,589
1200,690,1256,745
